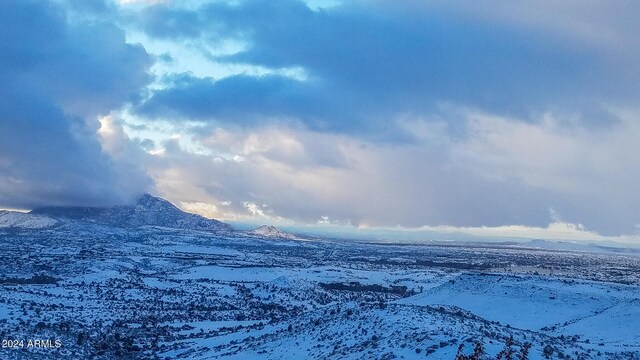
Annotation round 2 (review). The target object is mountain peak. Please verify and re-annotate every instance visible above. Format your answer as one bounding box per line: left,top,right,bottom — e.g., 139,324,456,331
135,193,177,209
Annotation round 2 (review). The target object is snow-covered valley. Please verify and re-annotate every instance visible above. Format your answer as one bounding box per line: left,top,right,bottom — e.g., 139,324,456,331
0,197,639,359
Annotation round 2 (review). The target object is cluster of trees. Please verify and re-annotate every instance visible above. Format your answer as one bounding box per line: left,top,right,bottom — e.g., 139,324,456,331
319,281,411,295
455,336,531,360
0,274,58,285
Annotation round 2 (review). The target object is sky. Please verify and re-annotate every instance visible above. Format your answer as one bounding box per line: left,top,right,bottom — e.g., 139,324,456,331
1,0,640,243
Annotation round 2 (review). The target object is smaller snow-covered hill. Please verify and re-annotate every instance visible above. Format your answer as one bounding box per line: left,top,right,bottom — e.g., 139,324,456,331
249,225,297,240
0,210,57,229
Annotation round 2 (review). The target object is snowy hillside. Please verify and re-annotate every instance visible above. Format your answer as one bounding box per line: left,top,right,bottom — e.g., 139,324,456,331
0,210,57,229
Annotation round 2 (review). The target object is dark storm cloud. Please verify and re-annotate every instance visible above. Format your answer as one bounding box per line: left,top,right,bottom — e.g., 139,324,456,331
132,5,204,40
138,74,315,124
133,0,639,134
0,0,153,208
137,73,370,133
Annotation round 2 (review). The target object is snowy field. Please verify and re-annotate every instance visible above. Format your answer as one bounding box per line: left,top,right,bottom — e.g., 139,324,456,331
1,221,639,359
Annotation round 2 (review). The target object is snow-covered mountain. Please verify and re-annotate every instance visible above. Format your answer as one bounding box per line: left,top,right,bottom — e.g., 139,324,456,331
249,225,297,239
29,194,232,232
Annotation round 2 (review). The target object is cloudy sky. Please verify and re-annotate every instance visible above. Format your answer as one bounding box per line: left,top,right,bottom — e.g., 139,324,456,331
2,0,640,242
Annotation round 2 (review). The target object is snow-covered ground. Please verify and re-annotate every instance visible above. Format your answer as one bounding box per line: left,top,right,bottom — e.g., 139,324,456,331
1,220,639,359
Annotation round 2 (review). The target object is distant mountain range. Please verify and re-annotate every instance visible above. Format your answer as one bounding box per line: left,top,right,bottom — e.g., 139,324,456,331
21,194,233,232
0,195,309,239
4,196,636,253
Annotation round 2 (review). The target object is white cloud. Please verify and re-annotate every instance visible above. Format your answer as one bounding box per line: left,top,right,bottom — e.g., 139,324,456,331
243,202,266,217
120,106,640,237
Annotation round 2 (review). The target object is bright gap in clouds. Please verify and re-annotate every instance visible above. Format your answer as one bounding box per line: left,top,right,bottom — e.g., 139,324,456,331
227,220,640,247
123,27,309,91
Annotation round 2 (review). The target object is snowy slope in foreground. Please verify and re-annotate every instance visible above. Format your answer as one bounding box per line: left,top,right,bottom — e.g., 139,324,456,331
179,303,553,360
399,273,640,352
172,272,639,360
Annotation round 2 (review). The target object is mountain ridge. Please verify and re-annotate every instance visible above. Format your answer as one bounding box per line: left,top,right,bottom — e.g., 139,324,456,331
29,194,232,232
